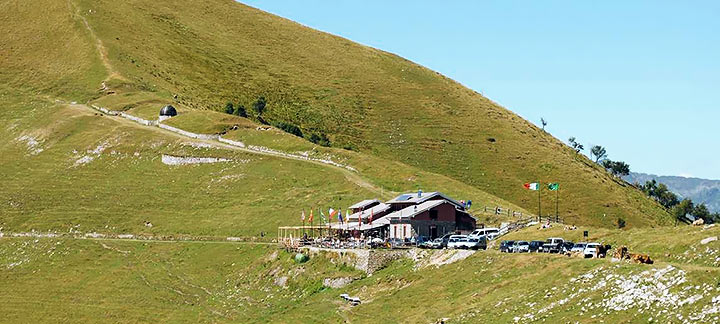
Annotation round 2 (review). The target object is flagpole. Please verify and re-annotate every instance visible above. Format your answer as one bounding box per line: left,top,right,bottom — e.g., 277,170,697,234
555,186,559,223
310,208,314,238
538,181,541,221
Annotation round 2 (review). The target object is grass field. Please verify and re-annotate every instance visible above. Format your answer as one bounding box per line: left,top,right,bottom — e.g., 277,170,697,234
1,224,718,323
0,1,706,322
0,0,672,227
0,84,526,237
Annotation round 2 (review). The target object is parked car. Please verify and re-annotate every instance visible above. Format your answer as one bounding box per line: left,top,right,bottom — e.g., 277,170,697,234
583,243,601,258
570,242,587,253
463,237,487,250
529,240,545,252
542,238,565,253
447,235,467,249
562,241,575,253
469,227,501,240
512,241,530,253
388,238,405,247
440,233,456,248
427,238,443,249
499,240,515,253
414,236,430,247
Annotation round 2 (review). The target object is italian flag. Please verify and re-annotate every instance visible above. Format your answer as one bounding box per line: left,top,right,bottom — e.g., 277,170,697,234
524,182,540,191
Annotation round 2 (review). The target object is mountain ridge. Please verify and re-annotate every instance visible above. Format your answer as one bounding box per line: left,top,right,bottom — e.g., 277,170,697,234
625,172,720,212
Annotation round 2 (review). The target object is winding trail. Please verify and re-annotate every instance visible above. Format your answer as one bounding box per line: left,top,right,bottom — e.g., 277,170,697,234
69,0,126,83
1,231,275,246
68,103,392,198
66,0,393,199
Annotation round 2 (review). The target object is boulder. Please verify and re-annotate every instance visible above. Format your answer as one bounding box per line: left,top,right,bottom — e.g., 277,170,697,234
700,236,718,245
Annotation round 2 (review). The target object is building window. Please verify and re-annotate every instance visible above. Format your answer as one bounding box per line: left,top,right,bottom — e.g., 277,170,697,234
402,224,406,238
430,209,438,221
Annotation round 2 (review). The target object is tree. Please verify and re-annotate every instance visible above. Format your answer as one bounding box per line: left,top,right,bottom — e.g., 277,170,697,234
541,118,547,131
640,180,658,197
712,212,720,224
568,137,584,153
602,159,613,170
692,203,712,223
655,183,679,209
671,199,694,225
602,160,630,178
610,161,630,177
272,121,303,137
252,96,266,117
224,102,234,115
234,104,247,118
308,133,331,147
590,145,608,163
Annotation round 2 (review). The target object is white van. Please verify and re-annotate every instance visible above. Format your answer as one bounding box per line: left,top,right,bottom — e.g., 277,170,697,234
469,227,500,240
447,235,468,249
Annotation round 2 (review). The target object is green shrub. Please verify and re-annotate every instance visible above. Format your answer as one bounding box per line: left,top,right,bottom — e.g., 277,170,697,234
272,121,303,138
224,102,234,115
308,133,330,147
616,217,626,229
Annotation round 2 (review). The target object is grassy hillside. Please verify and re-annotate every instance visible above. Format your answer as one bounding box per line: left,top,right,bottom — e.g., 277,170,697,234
0,83,524,237
27,0,668,227
0,0,669,227
2,225,718,323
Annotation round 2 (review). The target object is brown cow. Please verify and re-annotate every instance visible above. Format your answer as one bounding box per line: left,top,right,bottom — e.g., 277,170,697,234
613,246,653,264
630,253,654,264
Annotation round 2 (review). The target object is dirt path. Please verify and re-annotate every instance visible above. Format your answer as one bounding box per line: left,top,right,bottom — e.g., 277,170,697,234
1,231,276,246
63,0,391,198
67,103,391,198
68,0,127,83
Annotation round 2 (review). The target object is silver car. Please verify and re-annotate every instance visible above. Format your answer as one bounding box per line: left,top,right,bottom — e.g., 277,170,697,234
512,241,530,253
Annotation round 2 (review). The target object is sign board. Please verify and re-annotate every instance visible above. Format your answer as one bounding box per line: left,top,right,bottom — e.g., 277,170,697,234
583,230,589,238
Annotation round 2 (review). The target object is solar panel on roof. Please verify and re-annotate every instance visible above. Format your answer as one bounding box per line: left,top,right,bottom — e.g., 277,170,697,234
397,195,413,201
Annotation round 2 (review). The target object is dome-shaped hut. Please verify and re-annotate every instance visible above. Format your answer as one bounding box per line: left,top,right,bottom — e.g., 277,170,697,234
159,105,177,121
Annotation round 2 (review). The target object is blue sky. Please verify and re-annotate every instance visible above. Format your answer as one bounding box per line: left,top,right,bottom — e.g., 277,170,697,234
241,1,720,180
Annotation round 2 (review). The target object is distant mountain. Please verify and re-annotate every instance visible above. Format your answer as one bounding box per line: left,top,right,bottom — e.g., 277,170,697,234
625,173,720,212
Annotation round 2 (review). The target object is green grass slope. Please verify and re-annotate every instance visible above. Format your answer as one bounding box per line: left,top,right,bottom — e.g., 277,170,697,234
41,0,668,227
0,84,523,236
2,225,718,323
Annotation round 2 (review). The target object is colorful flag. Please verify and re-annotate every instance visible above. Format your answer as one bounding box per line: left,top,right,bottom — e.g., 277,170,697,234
358,210,362,226
301,210,306,222
337,209,343,224
547,183,559,191
329,208,338,219
320,209,327,224
524,183,540,191
308,209,314,223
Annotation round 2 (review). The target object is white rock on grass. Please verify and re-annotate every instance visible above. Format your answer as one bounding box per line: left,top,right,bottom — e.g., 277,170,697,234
323,277,354,289
700,237,718,245
72,141,110,166
16,135,44,155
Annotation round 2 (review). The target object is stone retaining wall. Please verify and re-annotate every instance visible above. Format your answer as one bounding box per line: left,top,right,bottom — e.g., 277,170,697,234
158,123,219,140
218,136,246,148
301,247,410,274
90,104,120,116
119,112,157,126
